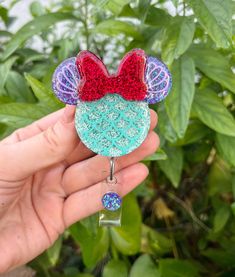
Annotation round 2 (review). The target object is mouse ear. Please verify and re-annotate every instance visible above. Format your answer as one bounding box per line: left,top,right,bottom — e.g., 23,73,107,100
144,56,172,104
52,57,80,105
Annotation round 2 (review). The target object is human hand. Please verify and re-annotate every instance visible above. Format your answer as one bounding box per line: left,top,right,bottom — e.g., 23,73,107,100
0,106,159,273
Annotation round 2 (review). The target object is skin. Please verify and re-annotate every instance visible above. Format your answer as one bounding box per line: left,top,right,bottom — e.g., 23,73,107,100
0,105,159,273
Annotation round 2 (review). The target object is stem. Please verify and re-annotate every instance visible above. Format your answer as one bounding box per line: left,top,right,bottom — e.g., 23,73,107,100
183,0,186,16
164,217,179,259
150,161,159,190
167,192,211,232
84,0,89,49
111,241,119,260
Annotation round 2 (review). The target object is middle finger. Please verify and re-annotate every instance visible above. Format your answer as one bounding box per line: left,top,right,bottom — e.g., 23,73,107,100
62,130,159,196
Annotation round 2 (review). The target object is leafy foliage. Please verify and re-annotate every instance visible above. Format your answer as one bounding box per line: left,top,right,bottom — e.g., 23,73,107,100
1,0,235,276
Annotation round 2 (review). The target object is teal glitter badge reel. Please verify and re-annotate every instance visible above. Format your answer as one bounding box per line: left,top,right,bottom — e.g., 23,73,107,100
52,49,172,226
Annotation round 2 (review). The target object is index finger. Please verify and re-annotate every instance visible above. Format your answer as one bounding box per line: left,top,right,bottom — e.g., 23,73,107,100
1,106,75,144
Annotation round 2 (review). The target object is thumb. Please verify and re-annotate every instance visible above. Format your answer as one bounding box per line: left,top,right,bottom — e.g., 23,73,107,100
0,106,79,180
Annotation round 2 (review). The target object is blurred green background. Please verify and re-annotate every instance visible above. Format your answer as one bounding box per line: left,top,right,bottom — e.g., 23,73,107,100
1,0,235,276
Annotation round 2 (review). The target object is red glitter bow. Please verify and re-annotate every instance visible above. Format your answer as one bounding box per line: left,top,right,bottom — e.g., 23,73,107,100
76,49,147,102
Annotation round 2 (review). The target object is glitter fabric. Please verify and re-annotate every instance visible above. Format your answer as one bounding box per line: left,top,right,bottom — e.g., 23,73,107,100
76,49,147,102
102,192,122,211
144,56,172,104
52,57,80,105
75,94,150,157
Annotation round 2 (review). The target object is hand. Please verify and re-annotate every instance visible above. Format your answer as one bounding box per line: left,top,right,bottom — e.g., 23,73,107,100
0,106,159,273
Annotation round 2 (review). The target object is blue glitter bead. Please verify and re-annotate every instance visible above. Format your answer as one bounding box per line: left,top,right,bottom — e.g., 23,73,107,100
102,192,122,211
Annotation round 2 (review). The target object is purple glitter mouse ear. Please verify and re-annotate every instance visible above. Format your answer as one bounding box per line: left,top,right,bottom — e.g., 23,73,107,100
144,56,172,104
52,57,80,105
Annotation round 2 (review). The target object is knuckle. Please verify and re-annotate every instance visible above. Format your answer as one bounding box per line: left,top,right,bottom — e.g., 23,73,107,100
12,128,24,141
115,157,123,172
32,121,44,132
154,112,158,125
43,126,60,154
145,132,160,154
150,109,158,129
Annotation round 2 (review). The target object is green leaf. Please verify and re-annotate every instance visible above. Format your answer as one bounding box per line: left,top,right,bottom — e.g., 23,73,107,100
0,30,12,38
0,123,7,139
141,225,172,256
119,4,139,18
0,103,49,128
188,44,235,94
5,71,35,102
157,103,178,143
102,260,128,277
0,56,18,91
161,16,195,65
185,141,211,163
232,174,235,198
0,12,77,61
29,238,63,274
203,248,235,268
158,145,183,188
28,62,51,80
144,148,167,161
192,89,235,137
78,273,95,277
129,254,160,277
165,55,195,138
16,48,45,64
144,7,170,27
110,194,141,255
30,1,45,17
171,0,179,8
208,157,232,196
175,120,211,146
103,0,130,15
213,205,230,233
0,5,8,24
46,236,63,267
57,39,76,62
137,0,150,21
0,96,13,104
0,125,14,140
69,215,109,268
25,73,63,111
42,64,59,89
186,0,232,48
231,202,235,216
159,259,200,277
216,133,235,167
94,20,143,40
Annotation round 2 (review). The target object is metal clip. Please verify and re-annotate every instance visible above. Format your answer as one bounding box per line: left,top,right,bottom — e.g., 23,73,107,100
109,157,115,181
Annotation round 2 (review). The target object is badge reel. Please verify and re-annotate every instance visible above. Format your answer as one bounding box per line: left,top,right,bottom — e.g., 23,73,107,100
52,49,172,226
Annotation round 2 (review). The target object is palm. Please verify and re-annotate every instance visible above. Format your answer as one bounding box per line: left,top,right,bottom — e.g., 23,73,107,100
0,107,158,273
0,162,65,266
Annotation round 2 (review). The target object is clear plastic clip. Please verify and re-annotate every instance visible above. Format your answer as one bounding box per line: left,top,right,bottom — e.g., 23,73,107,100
99,157,122,227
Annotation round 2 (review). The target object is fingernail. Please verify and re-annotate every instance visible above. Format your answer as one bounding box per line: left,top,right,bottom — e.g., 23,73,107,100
63,105,76,123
